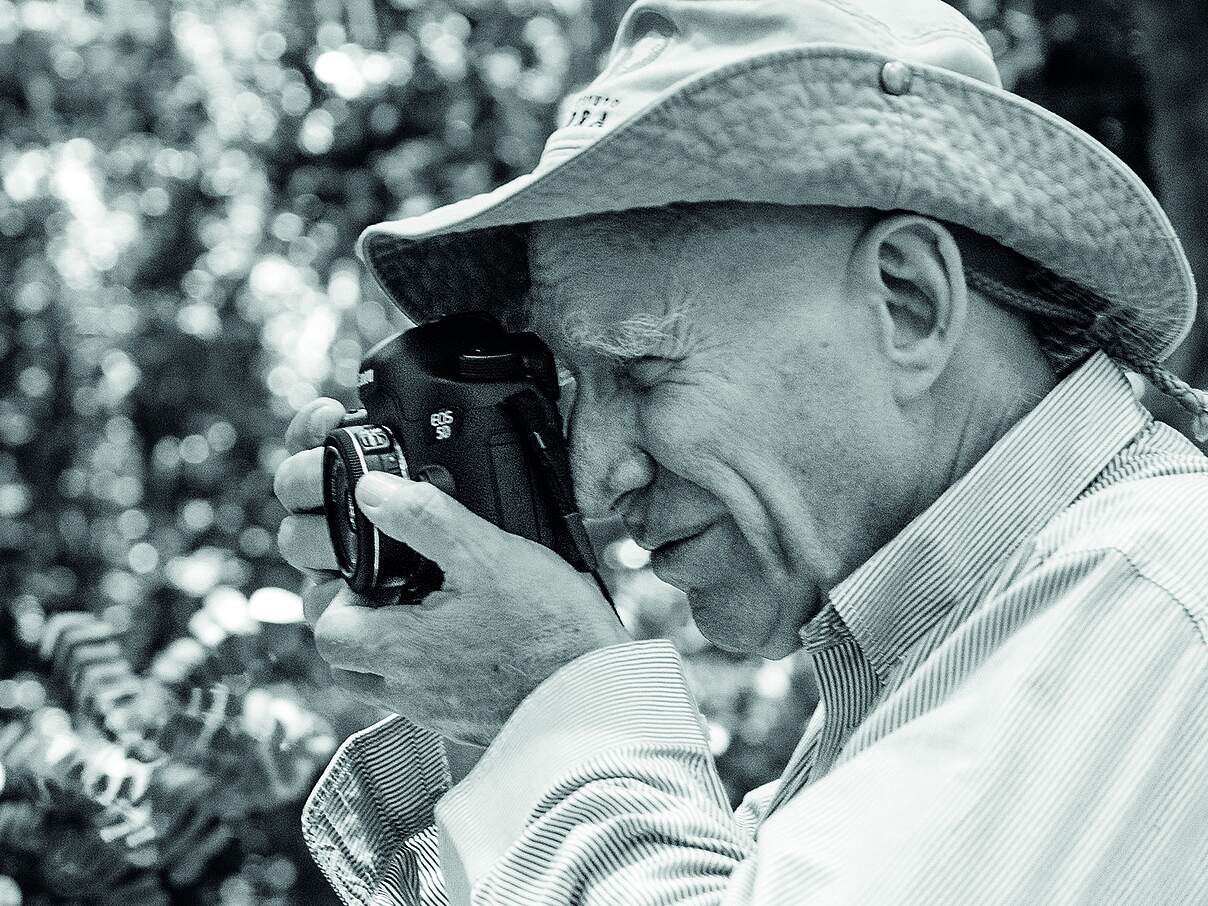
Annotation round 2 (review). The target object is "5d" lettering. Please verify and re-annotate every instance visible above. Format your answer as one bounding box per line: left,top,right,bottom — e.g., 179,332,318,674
430,409,454,440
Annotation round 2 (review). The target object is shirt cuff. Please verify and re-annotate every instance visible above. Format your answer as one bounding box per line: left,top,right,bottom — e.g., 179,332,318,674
434,639,707,888
303,713,452,905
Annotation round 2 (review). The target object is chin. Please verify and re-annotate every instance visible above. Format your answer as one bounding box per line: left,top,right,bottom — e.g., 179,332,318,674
689,591,794,658
696,621,801,659
688,582,814,659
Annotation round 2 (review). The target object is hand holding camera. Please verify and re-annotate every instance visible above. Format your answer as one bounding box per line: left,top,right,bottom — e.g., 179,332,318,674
274,314,631,746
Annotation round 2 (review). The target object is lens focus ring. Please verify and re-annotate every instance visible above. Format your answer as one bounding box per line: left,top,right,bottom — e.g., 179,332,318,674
322,425,407,592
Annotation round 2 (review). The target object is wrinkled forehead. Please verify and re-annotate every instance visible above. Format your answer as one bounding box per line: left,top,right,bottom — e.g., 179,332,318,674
523,208,700,354
521,203,868,357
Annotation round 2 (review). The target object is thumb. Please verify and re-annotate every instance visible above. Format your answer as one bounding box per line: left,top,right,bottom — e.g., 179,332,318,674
355,471,485,567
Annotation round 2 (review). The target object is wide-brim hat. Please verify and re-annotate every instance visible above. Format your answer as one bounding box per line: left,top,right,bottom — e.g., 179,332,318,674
356,0,1196,363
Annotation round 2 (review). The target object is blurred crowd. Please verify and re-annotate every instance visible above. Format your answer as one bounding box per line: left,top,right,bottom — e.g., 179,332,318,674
0,0,1184,902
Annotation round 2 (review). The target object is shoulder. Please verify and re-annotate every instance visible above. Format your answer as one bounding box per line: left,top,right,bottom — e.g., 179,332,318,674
1028,422,1208,639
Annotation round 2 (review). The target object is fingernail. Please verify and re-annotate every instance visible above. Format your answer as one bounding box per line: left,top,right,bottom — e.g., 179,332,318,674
356,472,398,507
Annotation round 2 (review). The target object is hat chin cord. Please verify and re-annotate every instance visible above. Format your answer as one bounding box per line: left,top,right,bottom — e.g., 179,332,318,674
1104,349,1208,444
965,269,1208,443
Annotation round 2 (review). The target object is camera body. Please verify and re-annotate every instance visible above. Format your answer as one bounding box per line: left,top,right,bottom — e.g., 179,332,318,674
322,312,588,601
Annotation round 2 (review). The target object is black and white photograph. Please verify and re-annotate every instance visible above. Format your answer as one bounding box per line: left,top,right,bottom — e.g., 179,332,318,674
1,0,1206,903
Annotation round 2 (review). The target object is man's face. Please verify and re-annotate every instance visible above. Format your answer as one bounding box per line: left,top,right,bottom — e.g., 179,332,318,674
527,204,902,659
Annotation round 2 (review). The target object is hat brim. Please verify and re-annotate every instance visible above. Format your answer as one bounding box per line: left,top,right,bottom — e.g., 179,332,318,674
358,46,1195,361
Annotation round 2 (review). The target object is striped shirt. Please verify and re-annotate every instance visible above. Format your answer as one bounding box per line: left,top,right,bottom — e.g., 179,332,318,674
302,352,1208,905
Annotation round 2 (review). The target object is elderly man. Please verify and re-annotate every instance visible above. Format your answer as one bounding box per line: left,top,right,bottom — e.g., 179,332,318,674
274,0,1208,902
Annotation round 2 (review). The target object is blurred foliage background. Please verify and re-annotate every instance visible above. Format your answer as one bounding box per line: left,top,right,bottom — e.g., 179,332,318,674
0,0,1204,903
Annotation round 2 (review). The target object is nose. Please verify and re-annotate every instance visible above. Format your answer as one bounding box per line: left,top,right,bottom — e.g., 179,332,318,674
567,398,655,519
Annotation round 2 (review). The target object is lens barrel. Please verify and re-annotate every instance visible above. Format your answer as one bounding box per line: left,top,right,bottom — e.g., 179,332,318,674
322,424,444,601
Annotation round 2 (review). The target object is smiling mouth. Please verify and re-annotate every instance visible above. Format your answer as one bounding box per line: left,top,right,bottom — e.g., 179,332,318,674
648,524,715,575
654,532,700,557
632,523,711,554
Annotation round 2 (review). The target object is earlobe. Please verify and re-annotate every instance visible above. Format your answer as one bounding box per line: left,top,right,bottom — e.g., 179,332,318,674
853,214,967,401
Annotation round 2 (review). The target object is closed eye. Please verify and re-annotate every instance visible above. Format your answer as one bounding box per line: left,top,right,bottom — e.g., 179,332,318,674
627,356,678,388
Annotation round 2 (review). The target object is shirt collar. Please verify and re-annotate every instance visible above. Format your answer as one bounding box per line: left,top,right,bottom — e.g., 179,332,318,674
803,352,1150,679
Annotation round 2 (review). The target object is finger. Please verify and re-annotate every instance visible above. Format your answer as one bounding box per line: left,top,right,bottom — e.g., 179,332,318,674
312,591,425,671
274,447,325,513
302,576,344,627
300,566,342,584
355,472,489,570
329,667,385,701
277,514,339,572
285,398,348,456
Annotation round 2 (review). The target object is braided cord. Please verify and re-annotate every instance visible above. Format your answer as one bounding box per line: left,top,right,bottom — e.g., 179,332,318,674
966,269,1208,442
1102,344,1208,442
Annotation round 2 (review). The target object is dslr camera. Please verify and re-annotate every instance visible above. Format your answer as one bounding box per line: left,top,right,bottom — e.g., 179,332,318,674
322,312,601,604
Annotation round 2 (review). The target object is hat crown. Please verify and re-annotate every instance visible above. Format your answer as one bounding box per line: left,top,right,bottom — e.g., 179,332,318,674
358,0,1194,364
542,0,1000,171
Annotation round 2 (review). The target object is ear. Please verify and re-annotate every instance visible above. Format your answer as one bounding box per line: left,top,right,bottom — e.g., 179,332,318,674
849,214,967,402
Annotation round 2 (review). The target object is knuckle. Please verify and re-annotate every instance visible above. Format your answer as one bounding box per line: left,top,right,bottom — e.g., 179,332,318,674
287,404,313,435
312,608,353,664
308,399,345,440
278,514,338,571
285,409,317,453
312,397,343,420
405,482,448,525
286,398,343,452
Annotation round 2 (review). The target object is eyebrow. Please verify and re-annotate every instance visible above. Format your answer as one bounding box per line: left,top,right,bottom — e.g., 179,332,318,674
524,263,691,362
555,309,686,363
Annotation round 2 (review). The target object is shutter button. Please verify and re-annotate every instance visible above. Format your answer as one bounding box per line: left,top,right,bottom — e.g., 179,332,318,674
880,61,914,96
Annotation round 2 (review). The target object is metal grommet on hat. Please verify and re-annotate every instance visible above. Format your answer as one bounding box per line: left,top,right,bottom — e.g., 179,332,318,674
879,60,914,96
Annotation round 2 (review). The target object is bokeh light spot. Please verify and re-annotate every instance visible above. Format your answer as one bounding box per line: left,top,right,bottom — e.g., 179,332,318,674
127,541,159,574
180,434,210,464
299,109,335,154
139,186,170,216
239,525,273,558
0,483,31,517
707,721,732,756
17,366,52,398
207,420,238,453
257,30,287,59
248,587,305,624
117,508,150,539
181,499,216,531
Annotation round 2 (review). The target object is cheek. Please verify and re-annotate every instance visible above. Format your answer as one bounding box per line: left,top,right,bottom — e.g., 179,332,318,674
639,374,809,480
637,386,733,473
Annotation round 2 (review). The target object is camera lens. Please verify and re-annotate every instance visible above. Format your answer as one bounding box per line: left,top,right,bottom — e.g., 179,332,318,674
322,425,444,602
324,452,358,572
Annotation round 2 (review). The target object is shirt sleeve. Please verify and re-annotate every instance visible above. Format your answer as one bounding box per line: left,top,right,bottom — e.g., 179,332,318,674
435,640,752,904
301,714,453,906
438,552,1208,905
300,640,778,906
